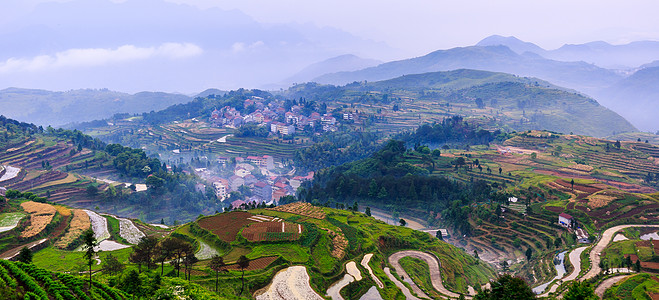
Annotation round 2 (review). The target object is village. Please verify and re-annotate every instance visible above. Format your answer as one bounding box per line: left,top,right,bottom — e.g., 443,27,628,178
209,96,364,135
192,154,315,210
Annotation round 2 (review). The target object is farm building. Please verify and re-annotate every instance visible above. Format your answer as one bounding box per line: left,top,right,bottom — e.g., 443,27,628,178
558,213,575,228
438,229,450,238
575,228,590,243
508,196,518,203
0,187,6,196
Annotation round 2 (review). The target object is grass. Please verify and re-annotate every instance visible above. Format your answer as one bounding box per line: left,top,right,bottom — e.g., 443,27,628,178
104,215,129,245
247,243,310,263
32,173,78,190
399,256,443,299
604,273,659,300
310,234,337,274
32,246,132,273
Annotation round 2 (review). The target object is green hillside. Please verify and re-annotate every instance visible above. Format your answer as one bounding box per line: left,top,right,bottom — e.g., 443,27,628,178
0,88,192,127
285,70,637,137
0,116,218,224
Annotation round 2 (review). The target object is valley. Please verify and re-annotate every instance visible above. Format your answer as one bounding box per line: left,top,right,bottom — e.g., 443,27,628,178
0,29,659,300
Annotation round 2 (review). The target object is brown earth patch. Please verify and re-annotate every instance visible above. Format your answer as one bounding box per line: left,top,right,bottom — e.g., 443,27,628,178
197,211,255,242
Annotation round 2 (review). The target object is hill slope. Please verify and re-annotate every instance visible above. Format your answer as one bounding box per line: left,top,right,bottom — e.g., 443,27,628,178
476,35,659,69
0,88,192,127
281,54,382,86
595,66,659,132
292,69,637,137
312,45,622,96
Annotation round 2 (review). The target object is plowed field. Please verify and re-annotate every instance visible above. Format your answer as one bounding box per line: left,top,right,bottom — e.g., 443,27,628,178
197,211,255,242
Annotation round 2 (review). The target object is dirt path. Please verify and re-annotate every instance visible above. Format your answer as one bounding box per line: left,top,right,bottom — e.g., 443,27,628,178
383,267,421,300
361,254,384,289
255,266,323,300
563,246,588,282
389,250,463,299
367,207,427,230
0,238,48,260
326,261,362,300
326,274,354,300
582,224,659,281
594,275,629,298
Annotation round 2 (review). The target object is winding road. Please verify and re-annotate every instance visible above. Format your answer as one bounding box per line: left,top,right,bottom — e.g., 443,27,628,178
384,267,420,300
388,250,463,299
581,224,659,281
594,275,630,298
564,246,588,282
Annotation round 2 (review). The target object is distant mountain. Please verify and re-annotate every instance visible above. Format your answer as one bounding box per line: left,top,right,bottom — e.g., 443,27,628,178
313,45,621,96
545,40,659,69
277,54,382,87
596,66,659,132
476,35,546,55
477,35,659,69
195,88,228,98
640,60,659,69
0,88,192,126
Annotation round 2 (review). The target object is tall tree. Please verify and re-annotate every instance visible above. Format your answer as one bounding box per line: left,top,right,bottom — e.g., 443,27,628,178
82,228,98,291
156,238,178,276
209,255,225,292
563,281,597,300
474,274,534,300
237,255,250,296
130,236,158,272
169,238,192,278
183,247,197,280
17,247,33,264
101,253,125,275
436,230,443,241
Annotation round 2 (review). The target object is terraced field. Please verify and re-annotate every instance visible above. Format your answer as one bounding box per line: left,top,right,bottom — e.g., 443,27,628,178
0,259,128,299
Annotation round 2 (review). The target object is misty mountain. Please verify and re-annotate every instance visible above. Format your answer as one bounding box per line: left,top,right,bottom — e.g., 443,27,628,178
312,45,622,96
195,88,228,98
545,41,659,69
0,0,398,93
476,35,546,55
477,35,659,69
596,66,659,132
276,54,382,87
0,88,192,126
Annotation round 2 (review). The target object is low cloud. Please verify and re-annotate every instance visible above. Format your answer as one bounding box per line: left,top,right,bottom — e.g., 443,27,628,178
0,43,203,73
231,41,265,53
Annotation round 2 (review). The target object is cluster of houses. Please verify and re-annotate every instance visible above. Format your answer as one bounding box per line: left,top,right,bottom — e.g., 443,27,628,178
209,97,359,135
195,155,314,209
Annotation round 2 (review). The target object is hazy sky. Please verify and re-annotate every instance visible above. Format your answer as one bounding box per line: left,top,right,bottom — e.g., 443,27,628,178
2,0,659,93
4,0,659,58
165,0,659,56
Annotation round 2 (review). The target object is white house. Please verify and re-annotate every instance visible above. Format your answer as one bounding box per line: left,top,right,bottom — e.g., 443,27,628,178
558,213,574,228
